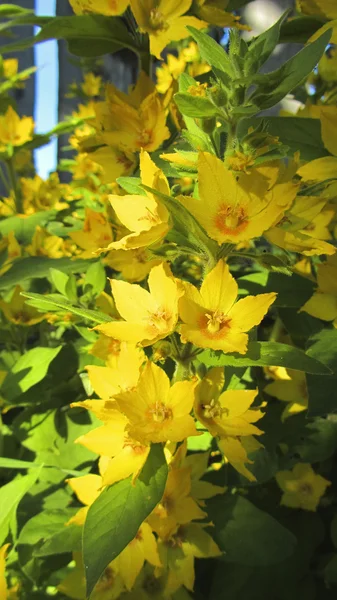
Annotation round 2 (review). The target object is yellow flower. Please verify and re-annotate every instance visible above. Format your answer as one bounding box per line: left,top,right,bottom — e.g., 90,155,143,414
264,367,308,420
97,151,170,252
195,0,248,29
21,173,68,214
0,544,10,600
0,231,21,275
70,208,113,257
95,73,170,152
297,0,337,19
104,248,162,282
265,227,336,256
114,523,161,590
178,153,298,244
172,442,225,504
276,463,331,511
90,146,136,184
67,473,103,526
156,53,186,94
95,263,182,346
113,360,199,443
26,226,71,259
58,552,124,600
194,367,264,481
300,254,337,325
81,72,102,97
130,0,207,59
156,523,221,593
148,466,207,538
3,59,18,79
179,260,276,353
89,334,122,366
0,106,33,151
69,0,130,16
0,285,46,326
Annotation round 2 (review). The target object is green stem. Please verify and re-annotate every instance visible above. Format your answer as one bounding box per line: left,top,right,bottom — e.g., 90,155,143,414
0,164,10,193
217,243,235,261
169,333,181,360
6,157,23,214
172,360,191,383
269,317,283,343
224,120,238,158
139,44,153,78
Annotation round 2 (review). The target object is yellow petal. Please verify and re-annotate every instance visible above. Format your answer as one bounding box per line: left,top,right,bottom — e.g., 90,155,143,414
0,544,9,600
168,380,196,417
75,422,126,456
200,260,238,314
102,444,150,486
218,389,258,418
218,437,256,482
300,292,337,321
67,474,102,506
228,292,277,332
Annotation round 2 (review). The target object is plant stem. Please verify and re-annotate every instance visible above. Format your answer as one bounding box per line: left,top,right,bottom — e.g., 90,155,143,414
224,120,238,158
269,317,283,342
139,43,152,78
0,164,10,193
6,157,23,214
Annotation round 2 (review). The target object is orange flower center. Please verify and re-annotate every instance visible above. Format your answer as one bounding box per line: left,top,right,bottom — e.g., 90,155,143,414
214,203,249,236
298,482,313,496
148,401,172,423
148,308,171,332
137,128,154,148
201,310,231,337
200,398,228,419
149,8,169,31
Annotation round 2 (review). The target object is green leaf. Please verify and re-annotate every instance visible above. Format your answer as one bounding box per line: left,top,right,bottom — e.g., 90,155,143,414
0,3,35,15
187,26,233,81
245,11,289,74
83,444,168,598
306,328,337,416
116,176,146,196
0,467,42,545
198,341,330,374
207,494,296,566
279,15,328,44
0,257,92,289
0,210,56,244
18,509,78,546
21,292,111,324
0,15,137,56
2,346,62,402
83,261,106,297
33,523,82,556
249,29,332,110
49,268,69,296
239,116,329,162
174,92,218,118
238,271,315,308
0,457,42,470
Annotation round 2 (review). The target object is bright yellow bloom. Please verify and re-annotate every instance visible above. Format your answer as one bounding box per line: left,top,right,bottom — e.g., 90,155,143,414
178,153,298,244
113,360,199,443
130,0,207,59
0,285,46,326
148,466,207,538
70,208,113,257
0,231,21,275
105,248,162,282
21,173,68,214
26,226,72,259
90,146,136,184
276,463,331,511
195,0,248,29
95,263,182,346
0,544,10,599
297,0,337,19
300,254,337,325
264,367,308,421
0,106,33,151
114,523,161,590
3,59,18,79
156,523,221,593
297,156,337,201
179,260,276,353
98,151,170,252
89,334,122,366
265,227,336,256
58,552,124,600
172,442,225,504
69,0,130,16
95,73,170,152
194,367,264,481
81,72,102,97
67,473,103,526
